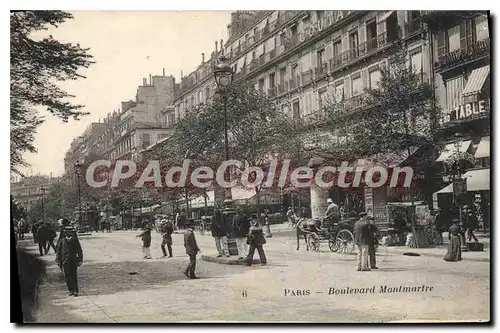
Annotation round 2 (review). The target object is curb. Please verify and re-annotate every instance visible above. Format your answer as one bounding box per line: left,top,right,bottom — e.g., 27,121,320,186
201,255,260,265
384,249,490,262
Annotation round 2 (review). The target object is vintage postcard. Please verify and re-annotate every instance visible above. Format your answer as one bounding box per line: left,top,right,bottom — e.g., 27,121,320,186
11,10,490,323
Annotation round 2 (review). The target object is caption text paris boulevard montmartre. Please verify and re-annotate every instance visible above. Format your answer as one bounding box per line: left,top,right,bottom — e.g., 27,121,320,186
283,285,435,296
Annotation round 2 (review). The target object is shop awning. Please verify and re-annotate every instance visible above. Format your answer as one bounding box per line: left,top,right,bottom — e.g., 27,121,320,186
435,183,453,194
462,168,490,192
436,140,472,162
435,168,490,195
377,10,394,22
474,136,490,158
462,65,490,102
190,191,215,209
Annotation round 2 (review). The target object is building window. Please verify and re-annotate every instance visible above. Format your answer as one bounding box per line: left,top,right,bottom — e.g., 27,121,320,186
334,82,344,103
205,87,210,102
142,133,150,149
317,49,325,67
447,25,460,52
369,69,381,89
291,64,298,78
269,73,276,88
349,30,359,58
445,75,466,111
366,20,377,49
409,50,422,74
279,67,286,84
316,10,325,22
292,100,300,119
475,15,489,41
351,75,363,96
258,78,265,92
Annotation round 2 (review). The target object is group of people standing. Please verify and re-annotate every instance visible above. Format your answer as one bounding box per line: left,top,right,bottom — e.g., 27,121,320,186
30,218,84,297
353,212,378,271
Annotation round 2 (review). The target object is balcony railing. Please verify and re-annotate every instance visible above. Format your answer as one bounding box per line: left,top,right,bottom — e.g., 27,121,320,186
269,48,277,60
404,18,423,36
329,54,343,71
437,38,490,70
366,36,378,52
301,69,313,86
314,62,328,80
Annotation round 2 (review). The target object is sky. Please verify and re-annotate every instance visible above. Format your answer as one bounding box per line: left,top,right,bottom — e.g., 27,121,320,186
20,11,232,177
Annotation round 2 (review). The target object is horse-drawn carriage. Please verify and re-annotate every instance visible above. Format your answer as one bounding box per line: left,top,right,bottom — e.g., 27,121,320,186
297,217,357,253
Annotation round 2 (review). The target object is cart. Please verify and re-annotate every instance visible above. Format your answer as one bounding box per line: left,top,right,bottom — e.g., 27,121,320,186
306,217,357,253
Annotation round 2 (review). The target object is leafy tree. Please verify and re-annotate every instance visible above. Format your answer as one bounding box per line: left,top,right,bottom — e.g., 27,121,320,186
10,11,94,174
152,82,299,218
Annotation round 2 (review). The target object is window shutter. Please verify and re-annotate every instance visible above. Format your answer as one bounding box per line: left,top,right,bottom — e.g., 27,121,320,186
437,31,446,57
344,76,351,98
361,70,368,94
358,23,367,44
325,42,333,61
376,20,386,35
341,33,349,53
460,21,467,50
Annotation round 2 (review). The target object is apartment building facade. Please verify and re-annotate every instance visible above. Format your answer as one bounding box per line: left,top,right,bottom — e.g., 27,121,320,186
158,10,432,223
425,11,490,230
64,122,106,174
11,175,60,214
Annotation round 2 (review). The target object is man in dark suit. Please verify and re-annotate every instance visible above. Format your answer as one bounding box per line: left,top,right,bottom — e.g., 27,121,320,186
183,220,200,279
366,216,378,269
353,212,370,271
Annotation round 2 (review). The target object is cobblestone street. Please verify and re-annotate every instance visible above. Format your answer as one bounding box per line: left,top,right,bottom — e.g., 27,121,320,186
22,229,490,323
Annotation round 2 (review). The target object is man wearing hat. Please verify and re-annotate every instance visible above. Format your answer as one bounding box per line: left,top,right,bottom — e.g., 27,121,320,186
325,198,340,227
56,227,83,296
136,225,152,259
160,218,174,258
184,219,200,279
366,215,378,269
354,212,370,271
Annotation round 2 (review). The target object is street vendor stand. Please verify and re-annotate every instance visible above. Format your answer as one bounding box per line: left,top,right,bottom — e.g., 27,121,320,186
386,201,433,248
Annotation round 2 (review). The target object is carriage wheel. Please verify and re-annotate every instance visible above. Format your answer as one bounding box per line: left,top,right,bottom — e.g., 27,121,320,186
335,229,355,253
308,234,320,252
328,236,339,252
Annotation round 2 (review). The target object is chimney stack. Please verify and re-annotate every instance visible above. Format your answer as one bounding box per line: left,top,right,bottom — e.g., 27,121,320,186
143,78,147,86
220,39,224,54
202,53,205,63
181,70,183,79
149,74,152,85
215,41,218,54
163,68,165,76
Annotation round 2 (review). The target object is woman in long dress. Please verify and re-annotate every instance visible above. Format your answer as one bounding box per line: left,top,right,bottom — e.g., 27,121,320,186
444,219,462,262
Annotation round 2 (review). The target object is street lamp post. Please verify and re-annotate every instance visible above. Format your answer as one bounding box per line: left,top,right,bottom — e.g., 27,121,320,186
38,187,46,224
213,54,234,206
452,134,468,252
74,161,83,226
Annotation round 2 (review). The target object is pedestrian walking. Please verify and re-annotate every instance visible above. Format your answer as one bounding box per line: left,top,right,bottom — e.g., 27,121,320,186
211,210,229,257
354,212,370,271
232,210,250,260
17,218,27,240
286,207,295,228
246,218,267,267
183,220,200,279
465,209,479,243
32,221,40,244
56,226,83,296
444,219,462,262
137,226,152,259
177,210,187,230
35,222,48,256
160,218,174,258
44,223,58,255
366,216,378,269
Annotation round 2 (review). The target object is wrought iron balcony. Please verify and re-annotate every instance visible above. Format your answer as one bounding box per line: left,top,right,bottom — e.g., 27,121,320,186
329,54,343,71
404,18,423,36
436,38,490,70
314,62,328,81
366,36,378,52
301,69,313,86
